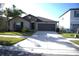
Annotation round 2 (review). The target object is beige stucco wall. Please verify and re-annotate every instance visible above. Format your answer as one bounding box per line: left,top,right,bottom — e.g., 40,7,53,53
9,17,30,31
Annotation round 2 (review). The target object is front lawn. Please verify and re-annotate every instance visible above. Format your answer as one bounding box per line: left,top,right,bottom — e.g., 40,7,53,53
71,40,79,45
0,32,34,36
0,37,25,46
60,33,79,38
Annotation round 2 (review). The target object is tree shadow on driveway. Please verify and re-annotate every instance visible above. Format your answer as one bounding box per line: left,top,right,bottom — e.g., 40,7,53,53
31,33,79,51
0,45,43,56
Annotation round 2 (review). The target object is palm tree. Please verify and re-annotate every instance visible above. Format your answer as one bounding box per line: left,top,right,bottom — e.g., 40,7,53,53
4,5,25,19
12,5,25,18
4,5,25,31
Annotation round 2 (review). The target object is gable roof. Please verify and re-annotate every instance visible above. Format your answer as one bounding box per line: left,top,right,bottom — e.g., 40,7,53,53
8,14,57,23
23,14,57,22
37,17,57,22
23,14,37,22
59,8,79,18
8,16,25,22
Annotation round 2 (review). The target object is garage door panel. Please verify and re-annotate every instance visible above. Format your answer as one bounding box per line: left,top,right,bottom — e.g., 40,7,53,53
38,24,55,31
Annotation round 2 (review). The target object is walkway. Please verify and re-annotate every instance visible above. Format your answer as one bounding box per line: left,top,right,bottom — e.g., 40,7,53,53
0,35,29,38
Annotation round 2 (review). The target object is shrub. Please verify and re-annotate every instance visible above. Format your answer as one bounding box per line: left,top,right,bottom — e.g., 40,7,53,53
25,29,31,32
59,28,66,33
56,28,60,32
75,34,79,38
21,28,31,32
21,28,26,32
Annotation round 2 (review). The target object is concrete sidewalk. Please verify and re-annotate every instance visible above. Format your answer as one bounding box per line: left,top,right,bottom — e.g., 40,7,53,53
0,35,29,38
66,38,79,40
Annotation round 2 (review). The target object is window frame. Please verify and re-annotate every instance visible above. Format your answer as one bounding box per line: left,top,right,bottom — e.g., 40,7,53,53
74,10,79,17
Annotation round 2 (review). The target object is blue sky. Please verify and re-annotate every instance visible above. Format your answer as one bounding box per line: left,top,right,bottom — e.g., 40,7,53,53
37,3,79,18
4,0,79,20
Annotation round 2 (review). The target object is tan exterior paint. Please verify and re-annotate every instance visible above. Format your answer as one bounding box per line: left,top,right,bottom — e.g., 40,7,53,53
9,17,30,31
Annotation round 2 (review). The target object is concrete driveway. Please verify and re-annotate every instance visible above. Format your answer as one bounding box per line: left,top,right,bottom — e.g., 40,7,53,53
14,31,79,55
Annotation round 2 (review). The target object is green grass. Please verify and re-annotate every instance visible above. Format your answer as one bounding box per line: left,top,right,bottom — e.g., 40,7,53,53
60,33,79,38
0,32,34,36
0,37,25,46
71,40,79,45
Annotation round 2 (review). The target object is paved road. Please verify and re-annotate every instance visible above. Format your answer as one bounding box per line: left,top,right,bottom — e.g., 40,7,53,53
14,31,79,55
0,49,42,56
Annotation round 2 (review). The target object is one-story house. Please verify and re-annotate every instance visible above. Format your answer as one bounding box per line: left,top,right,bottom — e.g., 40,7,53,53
7,14,58,31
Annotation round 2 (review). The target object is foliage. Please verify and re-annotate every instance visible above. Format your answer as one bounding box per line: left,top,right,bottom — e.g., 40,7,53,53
3,5,25,31
56,28,60,33
0,17,4,25
76,28,79,34
4,5,25,19
21,28,27,32
21,28,31,32
0,17,7,31
75,34,79,38
59,27,66,34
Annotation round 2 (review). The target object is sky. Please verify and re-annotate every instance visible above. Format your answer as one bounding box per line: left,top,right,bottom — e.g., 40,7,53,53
1,0,79,21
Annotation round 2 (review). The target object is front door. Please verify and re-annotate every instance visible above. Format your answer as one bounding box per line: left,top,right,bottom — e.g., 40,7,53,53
31,23,35,30
14,22,23,31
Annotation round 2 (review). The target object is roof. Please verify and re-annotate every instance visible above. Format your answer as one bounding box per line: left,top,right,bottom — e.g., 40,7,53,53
23,14,37,22
59,8,79,18
8,14,58,22
23,14,57,22
37,17,57,22
8,16,25,22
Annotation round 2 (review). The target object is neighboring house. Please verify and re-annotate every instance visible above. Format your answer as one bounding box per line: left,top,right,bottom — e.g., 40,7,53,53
8,14,57,31
59,8,79,32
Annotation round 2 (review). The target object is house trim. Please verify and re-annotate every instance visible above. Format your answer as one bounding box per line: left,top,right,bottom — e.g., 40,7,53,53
59,8,79,18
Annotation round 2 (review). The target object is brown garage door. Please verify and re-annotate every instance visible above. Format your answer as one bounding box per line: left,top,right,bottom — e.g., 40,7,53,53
38,24,55,31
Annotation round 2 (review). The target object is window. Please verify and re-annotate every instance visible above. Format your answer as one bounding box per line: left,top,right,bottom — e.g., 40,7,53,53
16,22,21,25
72,24,79,27
74,10,79,17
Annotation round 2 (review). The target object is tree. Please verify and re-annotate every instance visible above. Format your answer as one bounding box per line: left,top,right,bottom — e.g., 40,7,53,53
3,5,25,31
0,16,7,31
4,5,25,19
